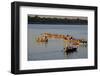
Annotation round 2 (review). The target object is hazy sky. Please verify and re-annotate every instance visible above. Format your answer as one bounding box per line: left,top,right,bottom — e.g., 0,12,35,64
28,14,88,20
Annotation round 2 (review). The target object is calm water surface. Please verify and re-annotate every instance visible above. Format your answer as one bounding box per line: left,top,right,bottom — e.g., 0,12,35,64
28,24,88,61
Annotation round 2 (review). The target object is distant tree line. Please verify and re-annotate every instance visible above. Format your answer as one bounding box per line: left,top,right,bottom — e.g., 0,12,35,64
28,15,88,25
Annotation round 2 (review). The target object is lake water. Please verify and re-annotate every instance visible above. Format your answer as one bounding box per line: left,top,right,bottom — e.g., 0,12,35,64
28,24,88,61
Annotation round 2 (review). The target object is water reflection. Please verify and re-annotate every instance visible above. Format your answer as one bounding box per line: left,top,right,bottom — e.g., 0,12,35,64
36,41,48,48
36,40,87,57
79,44,87,47
63,49,77,56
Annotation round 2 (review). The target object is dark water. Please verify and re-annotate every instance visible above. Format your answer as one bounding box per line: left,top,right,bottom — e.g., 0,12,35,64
28,24,88,61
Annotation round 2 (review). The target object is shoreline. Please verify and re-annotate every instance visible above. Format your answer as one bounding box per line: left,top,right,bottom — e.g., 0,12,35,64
28,23,87,25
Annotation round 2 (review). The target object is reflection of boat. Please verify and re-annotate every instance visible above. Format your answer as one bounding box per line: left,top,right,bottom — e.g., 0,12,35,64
64,47,77,55
64,46,77,52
